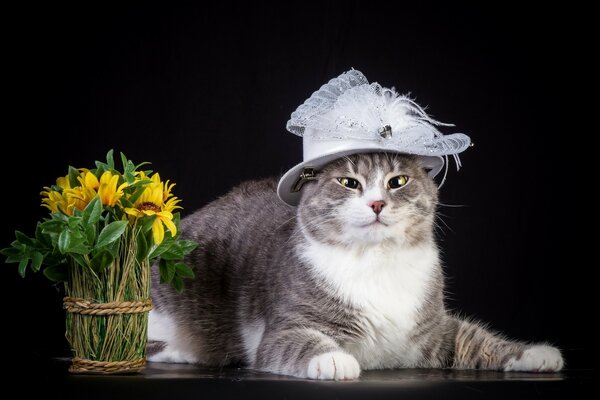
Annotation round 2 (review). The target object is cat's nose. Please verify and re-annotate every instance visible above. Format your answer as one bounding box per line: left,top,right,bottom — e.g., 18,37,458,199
368,200,386,215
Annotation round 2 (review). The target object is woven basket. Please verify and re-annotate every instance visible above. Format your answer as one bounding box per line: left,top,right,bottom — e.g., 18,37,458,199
64,233,151,374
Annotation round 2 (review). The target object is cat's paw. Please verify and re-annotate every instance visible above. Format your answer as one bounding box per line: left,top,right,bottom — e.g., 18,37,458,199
307,351,361,380
147,346,198,364
504,345,564,372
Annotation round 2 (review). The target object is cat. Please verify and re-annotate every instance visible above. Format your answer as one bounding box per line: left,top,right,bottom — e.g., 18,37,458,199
148,152,563,380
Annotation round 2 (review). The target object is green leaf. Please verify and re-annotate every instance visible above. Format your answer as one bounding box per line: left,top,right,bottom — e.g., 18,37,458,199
172,276,184,293
106,237,121,258
179,240,198,255
35,224,51,247
159,243,185,261
31,251,44,272
40,220,65,234
103,207,119,224
175,262,194,278
119,196,133,208
70,229,86,244
95,164,107,178
68,166,80,188
95,160,107,171
120,152,129,172
85,224,96,245
135,161,151,170
68,216,81,229
10,240,26,250
125,179,153,190
159,259,176,284
58,230,71,254
124,161,136,183
68,243,91,255
119,152,137,183
18,259,28,277
90,249,114,272
15,231,34,246
136,230,148,262
148,235,173,259
52,212,69,222
0,246,22,257
127,185,148,205
70,253,88,268
106,149,115,170
140,215,157,233
172,212,181,228
44,264,68,282
82,196,102,226
96,221,128,248
43,251,66,267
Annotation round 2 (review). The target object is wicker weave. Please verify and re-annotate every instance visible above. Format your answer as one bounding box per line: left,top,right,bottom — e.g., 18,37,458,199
64,296,152,374
69,357,146,374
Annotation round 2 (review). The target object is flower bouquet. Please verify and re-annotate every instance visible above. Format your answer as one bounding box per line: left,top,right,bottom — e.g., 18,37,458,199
1,150,196,374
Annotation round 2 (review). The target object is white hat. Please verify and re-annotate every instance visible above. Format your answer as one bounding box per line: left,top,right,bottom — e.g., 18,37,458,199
277,69,471,205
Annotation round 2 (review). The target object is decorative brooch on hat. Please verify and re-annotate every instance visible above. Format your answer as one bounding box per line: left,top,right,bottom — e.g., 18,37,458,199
277,69,472,205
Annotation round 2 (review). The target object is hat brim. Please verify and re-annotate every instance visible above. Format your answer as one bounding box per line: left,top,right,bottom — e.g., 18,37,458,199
277,148,443,206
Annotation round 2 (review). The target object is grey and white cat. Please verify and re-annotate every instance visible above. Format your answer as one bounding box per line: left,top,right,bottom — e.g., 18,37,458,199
148,153,563,380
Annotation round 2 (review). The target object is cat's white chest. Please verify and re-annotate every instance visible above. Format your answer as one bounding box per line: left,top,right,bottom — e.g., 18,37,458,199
300,240,438,369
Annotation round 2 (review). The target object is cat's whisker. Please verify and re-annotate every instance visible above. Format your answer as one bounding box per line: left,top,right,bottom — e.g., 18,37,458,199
434,214,454,234
343,156,356,167
438,203,467,208
274,215,298,231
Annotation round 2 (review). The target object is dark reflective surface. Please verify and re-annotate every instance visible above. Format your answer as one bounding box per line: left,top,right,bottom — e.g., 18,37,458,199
18,359,593,399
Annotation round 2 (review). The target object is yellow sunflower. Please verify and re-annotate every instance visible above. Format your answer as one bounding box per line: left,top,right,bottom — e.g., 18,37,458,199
41,174,70,213
41,189,70,214
60,170,100,211
55,174,71,190
124,173,181,245
41,173,94,215
97,171,128,207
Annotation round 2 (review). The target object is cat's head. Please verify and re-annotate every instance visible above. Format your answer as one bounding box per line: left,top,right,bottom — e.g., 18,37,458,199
298,153,438,247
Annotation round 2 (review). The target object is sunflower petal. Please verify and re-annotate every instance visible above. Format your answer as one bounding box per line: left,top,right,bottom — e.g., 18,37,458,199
124,207,143,217
152,219,165,245
157,211,173,219
85,172,99,190
161,216,177,236
164,197,182,212
56,176,71,190
117,182,129,192
100,171,112,185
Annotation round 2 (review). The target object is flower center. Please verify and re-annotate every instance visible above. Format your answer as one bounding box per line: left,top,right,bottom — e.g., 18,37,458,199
139,202,161,213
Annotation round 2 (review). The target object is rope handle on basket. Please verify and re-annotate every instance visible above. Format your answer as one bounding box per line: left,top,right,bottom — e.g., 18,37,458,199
63,297,153,315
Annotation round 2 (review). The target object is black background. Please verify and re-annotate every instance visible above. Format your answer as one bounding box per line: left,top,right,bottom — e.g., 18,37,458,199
2,2,591,370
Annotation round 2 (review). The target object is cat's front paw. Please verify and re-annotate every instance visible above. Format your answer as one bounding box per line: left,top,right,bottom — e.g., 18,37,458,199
307,351,361,380
504,345,564,372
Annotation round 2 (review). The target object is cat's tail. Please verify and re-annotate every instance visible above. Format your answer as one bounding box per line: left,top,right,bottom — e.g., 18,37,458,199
450,317,564,372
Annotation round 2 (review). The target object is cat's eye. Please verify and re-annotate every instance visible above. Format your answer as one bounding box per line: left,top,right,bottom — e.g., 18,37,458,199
337,177,360,190
387,175,409,189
